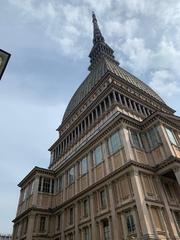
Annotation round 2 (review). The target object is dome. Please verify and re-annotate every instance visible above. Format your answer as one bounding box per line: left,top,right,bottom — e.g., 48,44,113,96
62,57,164,121
62,13,165,122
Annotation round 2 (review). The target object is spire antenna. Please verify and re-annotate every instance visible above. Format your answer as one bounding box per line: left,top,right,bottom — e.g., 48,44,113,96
92,12,104,44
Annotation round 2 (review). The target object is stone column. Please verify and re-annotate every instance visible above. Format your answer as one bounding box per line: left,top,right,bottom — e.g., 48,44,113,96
75,163,79,195
88,152,94,185
102,140,110,175
157,125,172,157
26,213,35,239
32,176,39,206
61,211,65,240
75,202,79,240
90,193,97,240
121,127,134,161
108,183,119,239
63,174,67,202
130,169,154,238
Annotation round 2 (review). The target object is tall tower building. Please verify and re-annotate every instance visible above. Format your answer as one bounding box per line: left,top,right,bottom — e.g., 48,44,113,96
12,13,180,240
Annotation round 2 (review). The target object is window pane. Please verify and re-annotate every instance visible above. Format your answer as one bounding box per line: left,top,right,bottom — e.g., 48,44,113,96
100,190,107,209
94,145,103,166
108,131,121,154
83,199,89,217
84,227,90,240
68,167,75,185
174,212,180,228
69,207,74,225
147,127,159,148
39,216,46,232
130,130,142,148
80,158,88,175
126,214,135,233
103,220,110,240
166,128,178,145
42,178,51,193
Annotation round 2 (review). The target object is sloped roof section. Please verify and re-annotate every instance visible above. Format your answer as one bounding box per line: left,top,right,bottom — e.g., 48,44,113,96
62,58,164,121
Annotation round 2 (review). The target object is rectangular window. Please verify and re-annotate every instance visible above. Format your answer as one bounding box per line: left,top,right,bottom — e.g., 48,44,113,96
57,176,63,192
42,178,51,193
174,212,180,229
80,157,88,175
83,227,90,240
69,207,74,225
39,216,46,233
166,128,178,145
103,220,110,240
56,214,61,231
93,145,103,166
68,233,73,240
130,130,142,149
147,127,160,148
108,131,122,154
67,167,75,185
83,198,89,218
100,189,107,209
126,213,136,233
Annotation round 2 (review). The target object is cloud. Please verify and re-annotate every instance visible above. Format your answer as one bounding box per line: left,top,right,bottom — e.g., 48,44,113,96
1,0,180,234
150,69,180,97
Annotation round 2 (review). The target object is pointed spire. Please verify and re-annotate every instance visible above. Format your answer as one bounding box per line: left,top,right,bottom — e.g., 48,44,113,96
88,12,119,71
92,12,104,44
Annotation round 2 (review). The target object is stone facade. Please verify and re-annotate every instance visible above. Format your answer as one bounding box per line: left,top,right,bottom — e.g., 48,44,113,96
12,14,180,240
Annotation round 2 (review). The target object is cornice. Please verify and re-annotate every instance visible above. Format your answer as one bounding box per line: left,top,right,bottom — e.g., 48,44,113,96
18,167,54,188
57,71,174,139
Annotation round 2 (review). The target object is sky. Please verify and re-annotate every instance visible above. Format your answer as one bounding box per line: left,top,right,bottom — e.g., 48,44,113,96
0,0,180,234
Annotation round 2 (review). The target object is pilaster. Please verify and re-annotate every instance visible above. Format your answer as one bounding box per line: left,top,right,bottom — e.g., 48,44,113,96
108,182,119,239
121,127,134,162
130,168,154,238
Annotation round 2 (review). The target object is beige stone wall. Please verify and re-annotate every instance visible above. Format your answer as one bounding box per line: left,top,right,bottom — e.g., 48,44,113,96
13,112,180,240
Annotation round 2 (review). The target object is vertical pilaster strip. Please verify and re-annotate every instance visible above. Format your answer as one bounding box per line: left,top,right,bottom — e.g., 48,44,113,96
75,202,79,240
130,169,154,238
121,127,134,161
26,212,35,239
90,193,97,239
108,182,119,239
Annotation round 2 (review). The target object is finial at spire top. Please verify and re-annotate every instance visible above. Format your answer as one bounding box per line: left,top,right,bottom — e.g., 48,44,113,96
92,11,104,44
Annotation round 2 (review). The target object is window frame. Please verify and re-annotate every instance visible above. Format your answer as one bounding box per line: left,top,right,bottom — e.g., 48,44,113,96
165,127,179,146
93,145,103,166
80,157,88,176
102,219,110,240
108,131,122,155
100,189,107,209
126,212,136,234
147,126,161,149
129,129,143,149
67,167,75,186
39,216,46,233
